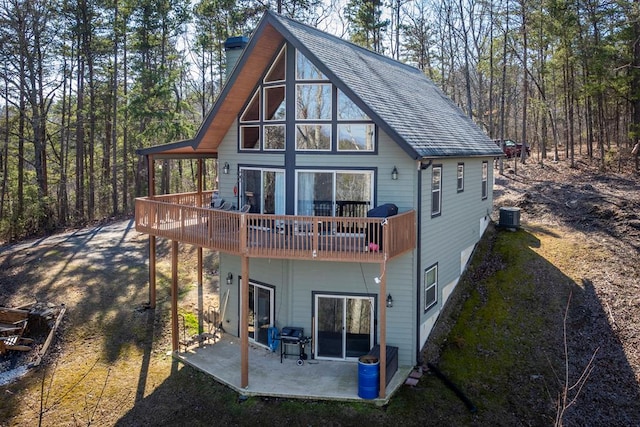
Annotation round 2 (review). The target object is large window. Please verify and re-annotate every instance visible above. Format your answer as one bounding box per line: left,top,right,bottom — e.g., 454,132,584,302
238,47,376,153
424,264,437,311
481,161,488,199
337,89,374,152
431,166,442,216
238,46,286,151
296,170,373,217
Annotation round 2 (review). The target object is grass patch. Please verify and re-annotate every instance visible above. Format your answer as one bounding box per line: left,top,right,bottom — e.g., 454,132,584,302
428,226,566,422
179,309,199,337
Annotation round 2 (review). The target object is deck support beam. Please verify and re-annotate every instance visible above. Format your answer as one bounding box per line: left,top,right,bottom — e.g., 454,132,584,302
197,247,204,335
149,236,156,309
147,154,157,309
379,260,387,398
197,158,205,335
239,212,250,388
171,240,179,352
240,254,250,388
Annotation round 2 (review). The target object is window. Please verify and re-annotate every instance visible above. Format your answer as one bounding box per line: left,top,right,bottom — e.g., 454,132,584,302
296,124,331,150
264,48,285,83
457,163,464,192
296,51,327,80
424,264,437,311
238,46,376,153
481,161,488,199
238,46,286,151
337,89,374,152
431,166,442,216
264,85,286,121
263,125,285,150
337,90,368,120
240,126,260,150
338,124,374,151
296,84,331,120
241,90,260,122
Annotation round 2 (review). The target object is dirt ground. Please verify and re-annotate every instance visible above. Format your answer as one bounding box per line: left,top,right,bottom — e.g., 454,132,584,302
0,155,638,425
491,157,640,425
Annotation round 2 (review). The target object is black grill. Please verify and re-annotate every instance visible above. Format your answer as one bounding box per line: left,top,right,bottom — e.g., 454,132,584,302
279,327,309,365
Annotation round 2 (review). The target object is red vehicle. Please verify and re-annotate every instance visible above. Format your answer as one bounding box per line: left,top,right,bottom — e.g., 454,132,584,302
494,139,530,158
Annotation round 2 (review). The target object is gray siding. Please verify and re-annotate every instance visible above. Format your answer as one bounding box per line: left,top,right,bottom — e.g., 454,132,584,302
418,158,494,347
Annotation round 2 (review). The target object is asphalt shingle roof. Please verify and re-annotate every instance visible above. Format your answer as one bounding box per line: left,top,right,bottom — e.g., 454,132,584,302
268,12,503,159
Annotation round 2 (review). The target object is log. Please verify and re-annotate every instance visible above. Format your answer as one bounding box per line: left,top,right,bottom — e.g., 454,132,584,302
32,305,66,367
0,307,29,323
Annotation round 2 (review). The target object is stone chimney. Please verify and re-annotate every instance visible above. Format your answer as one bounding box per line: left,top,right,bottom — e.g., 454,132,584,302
224,36,249,79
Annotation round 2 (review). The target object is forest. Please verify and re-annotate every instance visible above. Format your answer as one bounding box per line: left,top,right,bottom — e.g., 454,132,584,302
0,0,639,242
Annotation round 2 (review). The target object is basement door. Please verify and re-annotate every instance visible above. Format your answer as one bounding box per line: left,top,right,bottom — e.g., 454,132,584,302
248,283,274,347
314,294,374,360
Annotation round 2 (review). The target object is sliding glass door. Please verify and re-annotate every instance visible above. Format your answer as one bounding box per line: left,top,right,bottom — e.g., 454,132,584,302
241,168,285,214
248,283,274,347
314,294,374,360
296,170,373,217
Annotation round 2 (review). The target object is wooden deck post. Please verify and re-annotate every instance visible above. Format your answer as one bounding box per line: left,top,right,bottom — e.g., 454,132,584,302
240,254,249,388
149,236,156,309
197,158,204,335
379,260,387,398
240,213,250,388
148,154,157,309
171,240,179,352
197,247,203,335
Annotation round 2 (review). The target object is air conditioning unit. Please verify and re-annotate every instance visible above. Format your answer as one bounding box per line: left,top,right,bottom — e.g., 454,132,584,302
499,207,521,229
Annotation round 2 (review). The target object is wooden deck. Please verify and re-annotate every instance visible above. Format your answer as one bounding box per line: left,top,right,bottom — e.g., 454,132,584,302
135,192,416,263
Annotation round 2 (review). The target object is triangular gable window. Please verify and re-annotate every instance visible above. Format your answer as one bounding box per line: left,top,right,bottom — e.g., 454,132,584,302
296,51,327,80
264,46,286,83
337,89,369,121
241,89,260,122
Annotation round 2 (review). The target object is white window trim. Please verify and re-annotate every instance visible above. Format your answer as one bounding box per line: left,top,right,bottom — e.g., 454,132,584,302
481,161,488,200
240,167,286,214
457,163,464,192
263,46,286,84
262,124,286,151
424,264,438,312
240,89,260,123
295,83,333,121
294,169,374,216
336,123,375,152
263,84,287,122
431,165,442,216
295,124,333,151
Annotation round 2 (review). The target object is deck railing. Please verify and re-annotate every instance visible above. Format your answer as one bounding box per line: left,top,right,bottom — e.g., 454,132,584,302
135,193,416,263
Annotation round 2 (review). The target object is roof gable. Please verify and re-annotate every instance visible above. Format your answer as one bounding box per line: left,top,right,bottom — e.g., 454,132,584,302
139,11,502,159
267,13,501,158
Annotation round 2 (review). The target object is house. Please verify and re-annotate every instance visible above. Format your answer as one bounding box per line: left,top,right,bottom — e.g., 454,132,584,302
135,10,503,400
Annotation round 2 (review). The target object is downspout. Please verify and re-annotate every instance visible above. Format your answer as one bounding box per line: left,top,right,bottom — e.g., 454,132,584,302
415,159,432,364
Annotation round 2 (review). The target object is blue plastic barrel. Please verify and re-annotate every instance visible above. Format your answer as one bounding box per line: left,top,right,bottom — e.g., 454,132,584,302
267,327,279,352
358,355,380,399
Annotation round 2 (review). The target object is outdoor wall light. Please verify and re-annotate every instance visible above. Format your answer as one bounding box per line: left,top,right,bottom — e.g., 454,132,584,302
226,272,233,285
223,162,230,175
386,294,394,308
391,166,398,180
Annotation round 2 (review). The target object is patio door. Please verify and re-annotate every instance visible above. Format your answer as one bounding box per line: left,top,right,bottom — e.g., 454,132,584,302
241,168,285,214
314,294,374,360
248,283,274,347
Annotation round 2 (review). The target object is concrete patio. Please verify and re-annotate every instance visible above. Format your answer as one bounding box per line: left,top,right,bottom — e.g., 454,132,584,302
175,333,411,404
